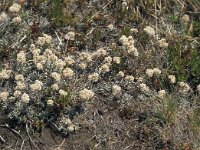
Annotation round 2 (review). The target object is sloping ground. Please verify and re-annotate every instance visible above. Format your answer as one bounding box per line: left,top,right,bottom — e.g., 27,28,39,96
0,0,200,150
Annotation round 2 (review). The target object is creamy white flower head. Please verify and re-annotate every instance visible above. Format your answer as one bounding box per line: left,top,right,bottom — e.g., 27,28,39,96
12,16,22,25
78,63,87,69
49,54,58,62
107,24,114,30
36,63,43,70
30,80,43,91
130,28,138,33
168,75,176,84
67,125,76,132
125,75,134,81
157,90,166,99
197,84,200,94
146,69,154,77
0,69,11,79
17,51,26,64
47,99,54,106
103,56,112,64
99,64,110,73
59,89,68,96
0,91,9,101
65,31,75,41
51,83,59,91
0,12,9,22
31,48,40,56
65,56,75,65
14,90,21,97
133,50,139,57
88,73,99,82
144,26,155,36
63,68,74,77
9,3,21,13
29,44,36,51
122,0,128,10
51,72,61,82
43,34,52,44
117,71,124,78
113,57,121,64
37,36,46,46
137,77,144,83
158,38,168,48
79,89,95,100
153,68,161,76
119,35,128,45
178,82,190,94
44,49,53,56
127,46,138,55
55,59,66,70
112,85,122,96
15,74,24,81
96,48,107,57
64,118,72,125
181,14,190,22
21,93,30,103
16,81,26,90
79,52,92,63
139,83,149,93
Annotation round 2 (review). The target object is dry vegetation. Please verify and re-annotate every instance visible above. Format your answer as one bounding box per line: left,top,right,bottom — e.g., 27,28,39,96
0,0,200,149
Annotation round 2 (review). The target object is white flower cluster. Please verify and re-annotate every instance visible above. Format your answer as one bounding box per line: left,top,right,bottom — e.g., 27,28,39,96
65,56,75,65
88,73,99,82
168,75,176,84
0,12,8,23
112,85,122,96
63,68,74,77
91,48,107,60
157,90,166,99
9,3,21,13
125,75,134,81
12,16,22,25
0,91,9,101
30,80,43,91
79,52,92,63
21,93,30,103
51,72,61,82
79,89,95,100
178,82,190,94
144,26,155,36
47,99,54,106
17,51,26,64
37,34,52,46
59,89,68,96
145,68,161,77
117,71,125,78
65,31,75,41
15,74,26,90
158,38,168,48
0,69,11,79
99,64,110,74
139,83,149,93
119,35,139,57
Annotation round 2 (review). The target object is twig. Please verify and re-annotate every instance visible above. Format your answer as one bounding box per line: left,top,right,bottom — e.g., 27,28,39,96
0,135,5,144
54,31,62,45
87,0,112,23
26,123,39,150
20,139,25,150
0,124,23,140
154,0,159,40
